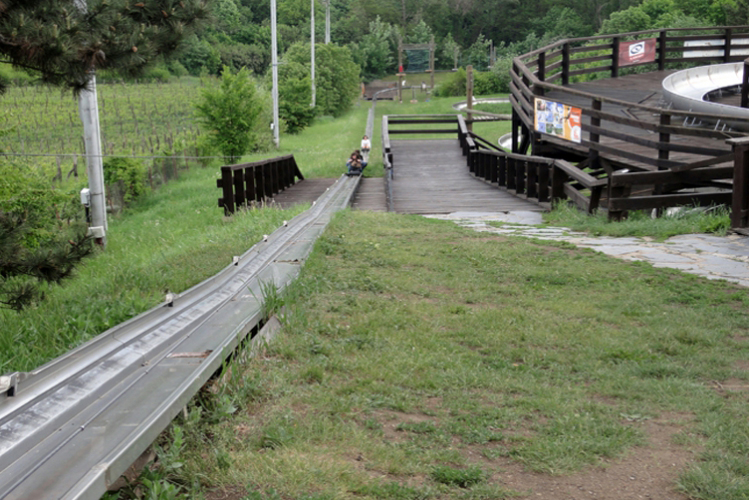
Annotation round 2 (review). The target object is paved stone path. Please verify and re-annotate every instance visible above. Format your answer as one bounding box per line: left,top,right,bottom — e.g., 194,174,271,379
425,211,749,288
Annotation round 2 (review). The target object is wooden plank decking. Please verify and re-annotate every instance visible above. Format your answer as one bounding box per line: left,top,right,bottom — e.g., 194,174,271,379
390,139,543,214
542,71,734,170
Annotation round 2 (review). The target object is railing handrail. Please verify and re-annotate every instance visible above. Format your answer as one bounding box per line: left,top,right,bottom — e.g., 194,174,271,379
511,25,749,123
217,155,304,214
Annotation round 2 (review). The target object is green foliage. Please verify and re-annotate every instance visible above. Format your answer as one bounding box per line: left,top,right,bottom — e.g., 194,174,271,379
406,20,433,44
179,36,222,76
350,16,397,81
283,43,360,118
462,34,491,71
599,7,653,34
195,67,265,162
0,211,93,310
545,203,732,239
103,157,149,206
0,0,210,93
430,465,485,488
433,68,466,97
433,69,504,97
274,62,317,133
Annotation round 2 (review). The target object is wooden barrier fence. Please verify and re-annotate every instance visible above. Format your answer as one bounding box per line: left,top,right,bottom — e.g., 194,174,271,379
217,155,304,215
509,25,749,226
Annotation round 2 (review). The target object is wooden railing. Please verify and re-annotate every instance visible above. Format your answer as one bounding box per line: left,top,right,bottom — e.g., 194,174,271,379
217,155,304,215
509,25,749,226
510,26,749,166
458,123,606,213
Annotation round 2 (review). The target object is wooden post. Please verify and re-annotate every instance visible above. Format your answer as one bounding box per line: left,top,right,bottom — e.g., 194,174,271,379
562,43,570,85
430,35,435,90
233,169,245,208
611,37,620,78
658,30,667,71
254,165,264,201
658,113,670,165
537,51,546,88
466,65,474,133
220,166,235,214
728,136,749,230
398,37,404,104
724,28,733,63
742,58,749,109
245,165,256,203
511,108,520,154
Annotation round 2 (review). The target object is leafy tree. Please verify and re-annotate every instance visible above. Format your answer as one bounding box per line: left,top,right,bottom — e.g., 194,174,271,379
103,158,148,206
406,19,433,44
0,158,93,310
462,34,491,71
275,62,317,133
179,36,222,76
439,33,460,70
284,42,360,117
0,0,210,93
351,16,397,81
599,7,653,34
195,66,264,162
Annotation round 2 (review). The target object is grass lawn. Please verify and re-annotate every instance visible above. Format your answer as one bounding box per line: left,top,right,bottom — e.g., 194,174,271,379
158,210,749,500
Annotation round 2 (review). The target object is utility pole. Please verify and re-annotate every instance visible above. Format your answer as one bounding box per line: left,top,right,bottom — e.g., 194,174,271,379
311,0,316,108
74,0,106,246
324,0,331,44
271,0,280,147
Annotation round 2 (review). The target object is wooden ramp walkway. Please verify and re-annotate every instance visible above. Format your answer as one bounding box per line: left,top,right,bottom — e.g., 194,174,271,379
391,139,544,214
271,178,337,208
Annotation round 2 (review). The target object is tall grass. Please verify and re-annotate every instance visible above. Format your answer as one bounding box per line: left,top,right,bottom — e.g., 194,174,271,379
545,203,732,240
0,91,499,372
164,211,749,499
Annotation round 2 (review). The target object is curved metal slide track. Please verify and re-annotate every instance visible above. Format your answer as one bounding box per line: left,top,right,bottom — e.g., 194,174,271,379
0,175,360,500
662,62,749,130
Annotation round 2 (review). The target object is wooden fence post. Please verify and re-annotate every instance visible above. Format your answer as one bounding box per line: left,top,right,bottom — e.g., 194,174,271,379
658,31,667,71
728,136,749,230
466,65,474,133
611,37,620,78
562,43,570,85
220,166,235,214
537,51,546,88
741,58,749,109
724,28,733,63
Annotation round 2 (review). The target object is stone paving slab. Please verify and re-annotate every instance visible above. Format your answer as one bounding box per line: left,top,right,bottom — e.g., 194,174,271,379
425,212,749,288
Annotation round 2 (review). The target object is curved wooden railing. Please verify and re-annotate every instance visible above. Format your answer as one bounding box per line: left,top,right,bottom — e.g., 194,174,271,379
510,25,749,166
510,25,749,225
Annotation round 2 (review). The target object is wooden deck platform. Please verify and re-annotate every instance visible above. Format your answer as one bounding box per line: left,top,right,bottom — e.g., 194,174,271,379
390,139,544,214
541,71,734,170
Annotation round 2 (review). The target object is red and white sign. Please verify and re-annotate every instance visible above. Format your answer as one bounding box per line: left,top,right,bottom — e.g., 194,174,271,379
619,38,656,67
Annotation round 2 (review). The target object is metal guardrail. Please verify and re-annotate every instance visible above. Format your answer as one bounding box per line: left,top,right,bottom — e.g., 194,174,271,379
0,174,361,499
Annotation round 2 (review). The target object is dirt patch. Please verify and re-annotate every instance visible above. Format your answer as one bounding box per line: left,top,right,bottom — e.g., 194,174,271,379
205,485,248,500
488,412,697,499
734,359,749,371
369,408,442,444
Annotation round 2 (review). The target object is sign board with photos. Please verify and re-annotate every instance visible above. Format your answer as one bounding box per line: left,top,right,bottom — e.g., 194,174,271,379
619,38,656,67
533,98,582,144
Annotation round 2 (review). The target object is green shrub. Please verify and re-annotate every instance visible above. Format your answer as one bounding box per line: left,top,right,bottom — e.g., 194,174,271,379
430,465,485,488
433,68,504,97
103,157,148,206
142,66,173,83
0,158,79,248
